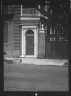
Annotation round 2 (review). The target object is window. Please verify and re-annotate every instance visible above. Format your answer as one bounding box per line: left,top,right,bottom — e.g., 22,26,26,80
3,5,8,15
49,26,68,42
4,21,8,43
40,5,45,11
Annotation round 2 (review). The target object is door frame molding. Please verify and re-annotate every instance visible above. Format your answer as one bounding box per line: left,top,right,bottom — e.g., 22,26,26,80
20,26,38,57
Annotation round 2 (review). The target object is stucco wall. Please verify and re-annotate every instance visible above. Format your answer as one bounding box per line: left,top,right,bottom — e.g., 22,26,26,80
4,5,21,58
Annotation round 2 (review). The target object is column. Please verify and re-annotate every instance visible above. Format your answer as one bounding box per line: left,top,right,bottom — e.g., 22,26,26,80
38,24,45,58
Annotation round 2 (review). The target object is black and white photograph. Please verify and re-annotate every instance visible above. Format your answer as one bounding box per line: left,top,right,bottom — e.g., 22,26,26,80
3,0,69,92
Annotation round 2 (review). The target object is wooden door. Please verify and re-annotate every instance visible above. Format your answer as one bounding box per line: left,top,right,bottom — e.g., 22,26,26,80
26,30,34,55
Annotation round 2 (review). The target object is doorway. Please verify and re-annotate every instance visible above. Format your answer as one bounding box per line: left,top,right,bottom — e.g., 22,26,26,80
26,30,34,55
21,26,38,57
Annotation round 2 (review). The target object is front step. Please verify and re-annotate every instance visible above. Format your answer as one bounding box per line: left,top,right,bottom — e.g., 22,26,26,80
13,58,21,63
21,58,68,66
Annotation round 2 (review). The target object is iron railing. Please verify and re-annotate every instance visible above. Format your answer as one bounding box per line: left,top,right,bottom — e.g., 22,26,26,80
22,8,40,16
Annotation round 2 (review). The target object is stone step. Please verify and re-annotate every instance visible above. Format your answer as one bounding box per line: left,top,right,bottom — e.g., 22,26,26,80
13,58,69,66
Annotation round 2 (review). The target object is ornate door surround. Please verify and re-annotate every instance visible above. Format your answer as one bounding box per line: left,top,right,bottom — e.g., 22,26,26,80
20,26,38,57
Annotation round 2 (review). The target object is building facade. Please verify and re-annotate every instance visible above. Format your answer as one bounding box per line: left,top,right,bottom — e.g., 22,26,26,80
3,5,69,59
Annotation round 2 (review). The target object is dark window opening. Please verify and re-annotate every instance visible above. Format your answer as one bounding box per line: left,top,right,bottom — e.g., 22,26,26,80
4,21,8,43
46,25,68,42
3,5,8,15
40,5,45,11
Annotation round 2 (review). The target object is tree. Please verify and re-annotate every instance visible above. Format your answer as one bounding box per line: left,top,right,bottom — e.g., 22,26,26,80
36,0,69,40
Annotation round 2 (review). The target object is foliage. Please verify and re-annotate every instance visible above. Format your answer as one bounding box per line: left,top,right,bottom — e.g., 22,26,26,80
36,0,69,39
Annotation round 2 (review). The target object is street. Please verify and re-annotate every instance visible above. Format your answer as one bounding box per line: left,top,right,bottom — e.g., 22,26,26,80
4,62,69,91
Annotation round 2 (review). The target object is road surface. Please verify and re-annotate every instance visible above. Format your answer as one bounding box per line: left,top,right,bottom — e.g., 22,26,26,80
4,62,69,91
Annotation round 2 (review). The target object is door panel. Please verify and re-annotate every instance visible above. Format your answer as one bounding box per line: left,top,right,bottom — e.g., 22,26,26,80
26,35,34,55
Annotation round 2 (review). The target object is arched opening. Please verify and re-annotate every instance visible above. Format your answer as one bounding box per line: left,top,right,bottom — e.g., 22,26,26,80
26,30,34,55
26,30,34,34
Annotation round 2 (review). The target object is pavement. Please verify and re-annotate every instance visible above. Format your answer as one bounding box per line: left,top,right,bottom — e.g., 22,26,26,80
4,57,69,66
4,62,69,91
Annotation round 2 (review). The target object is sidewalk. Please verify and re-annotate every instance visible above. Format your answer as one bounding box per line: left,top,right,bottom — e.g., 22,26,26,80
4,57,69,66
